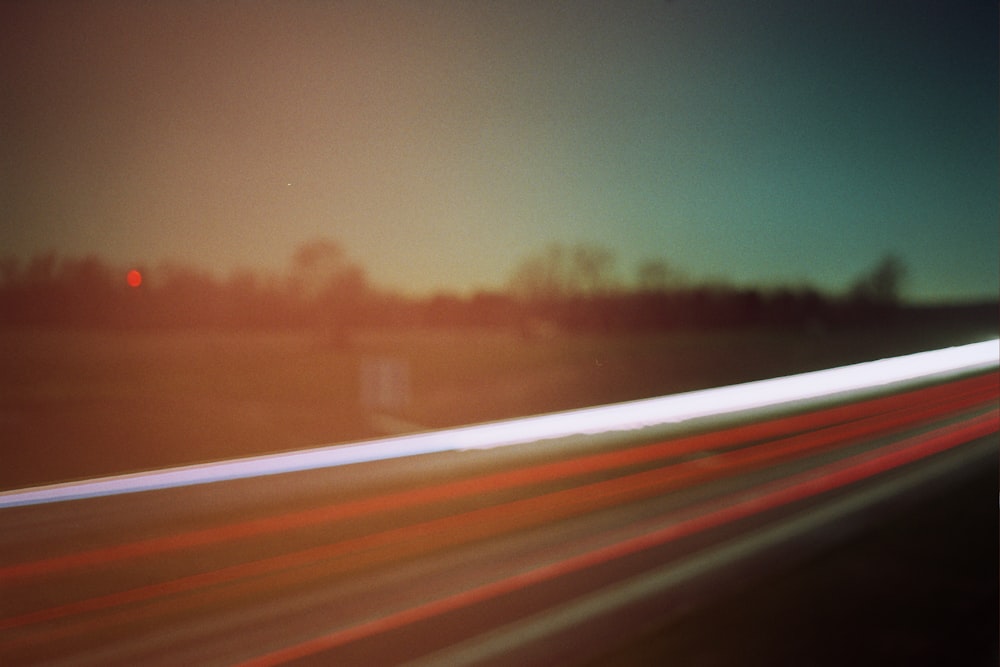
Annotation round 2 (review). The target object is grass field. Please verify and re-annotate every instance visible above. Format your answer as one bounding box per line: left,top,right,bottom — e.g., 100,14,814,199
1,321,994,490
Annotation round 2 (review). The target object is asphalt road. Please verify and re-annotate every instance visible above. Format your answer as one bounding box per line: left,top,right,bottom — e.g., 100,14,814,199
1,370,997,666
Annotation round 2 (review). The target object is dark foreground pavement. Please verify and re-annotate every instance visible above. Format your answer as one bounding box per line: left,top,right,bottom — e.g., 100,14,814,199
587,455,999,667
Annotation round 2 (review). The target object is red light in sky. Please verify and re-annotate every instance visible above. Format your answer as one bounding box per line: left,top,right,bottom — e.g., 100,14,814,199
126,269,142,288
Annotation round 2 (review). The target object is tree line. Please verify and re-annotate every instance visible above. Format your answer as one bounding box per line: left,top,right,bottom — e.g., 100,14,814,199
0,238,934,335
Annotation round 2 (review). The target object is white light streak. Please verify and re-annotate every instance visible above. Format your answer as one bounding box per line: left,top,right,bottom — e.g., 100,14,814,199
1,339,996,508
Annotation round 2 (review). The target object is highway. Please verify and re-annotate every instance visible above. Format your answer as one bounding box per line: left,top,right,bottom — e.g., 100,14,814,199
1,341,997,666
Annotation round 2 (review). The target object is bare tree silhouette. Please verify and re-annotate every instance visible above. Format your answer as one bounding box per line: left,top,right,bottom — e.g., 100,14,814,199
849,254,907,306
290,239,369,346
635,258,684,292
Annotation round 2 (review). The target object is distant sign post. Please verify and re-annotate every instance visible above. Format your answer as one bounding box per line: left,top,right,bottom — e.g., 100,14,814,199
360,357,410,415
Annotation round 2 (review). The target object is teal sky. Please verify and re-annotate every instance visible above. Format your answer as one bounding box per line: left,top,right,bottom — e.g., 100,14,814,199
2,0,997,301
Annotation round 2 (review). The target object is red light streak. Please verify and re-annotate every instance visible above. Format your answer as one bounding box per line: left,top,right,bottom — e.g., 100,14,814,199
237,411,998,667
0,378,995,644
2,373,994,585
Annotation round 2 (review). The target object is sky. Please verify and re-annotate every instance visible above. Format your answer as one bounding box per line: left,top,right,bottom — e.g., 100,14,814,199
2,0,997,302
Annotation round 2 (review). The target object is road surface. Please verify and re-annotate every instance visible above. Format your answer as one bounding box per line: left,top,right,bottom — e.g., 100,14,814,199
1,344,997,665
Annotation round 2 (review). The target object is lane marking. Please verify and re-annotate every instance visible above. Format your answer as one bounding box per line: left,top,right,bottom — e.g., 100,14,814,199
237,412,999,666
1,339,996,508
410,438,998,667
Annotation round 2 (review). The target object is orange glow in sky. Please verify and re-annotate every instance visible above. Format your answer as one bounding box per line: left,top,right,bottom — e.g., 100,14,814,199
126,270,143,288
2,3,996,302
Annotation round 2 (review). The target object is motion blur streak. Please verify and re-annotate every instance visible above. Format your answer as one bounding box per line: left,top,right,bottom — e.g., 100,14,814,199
3,372,993,584
4,379,989,633
0,339,995,508
1,370,995,664
238,411,998,666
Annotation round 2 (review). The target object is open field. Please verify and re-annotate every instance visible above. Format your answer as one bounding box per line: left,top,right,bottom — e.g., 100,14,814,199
1,320,995,490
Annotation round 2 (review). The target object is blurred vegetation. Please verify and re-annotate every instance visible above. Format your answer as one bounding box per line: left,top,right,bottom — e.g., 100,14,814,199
0,240,994,336
1,239,995,488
